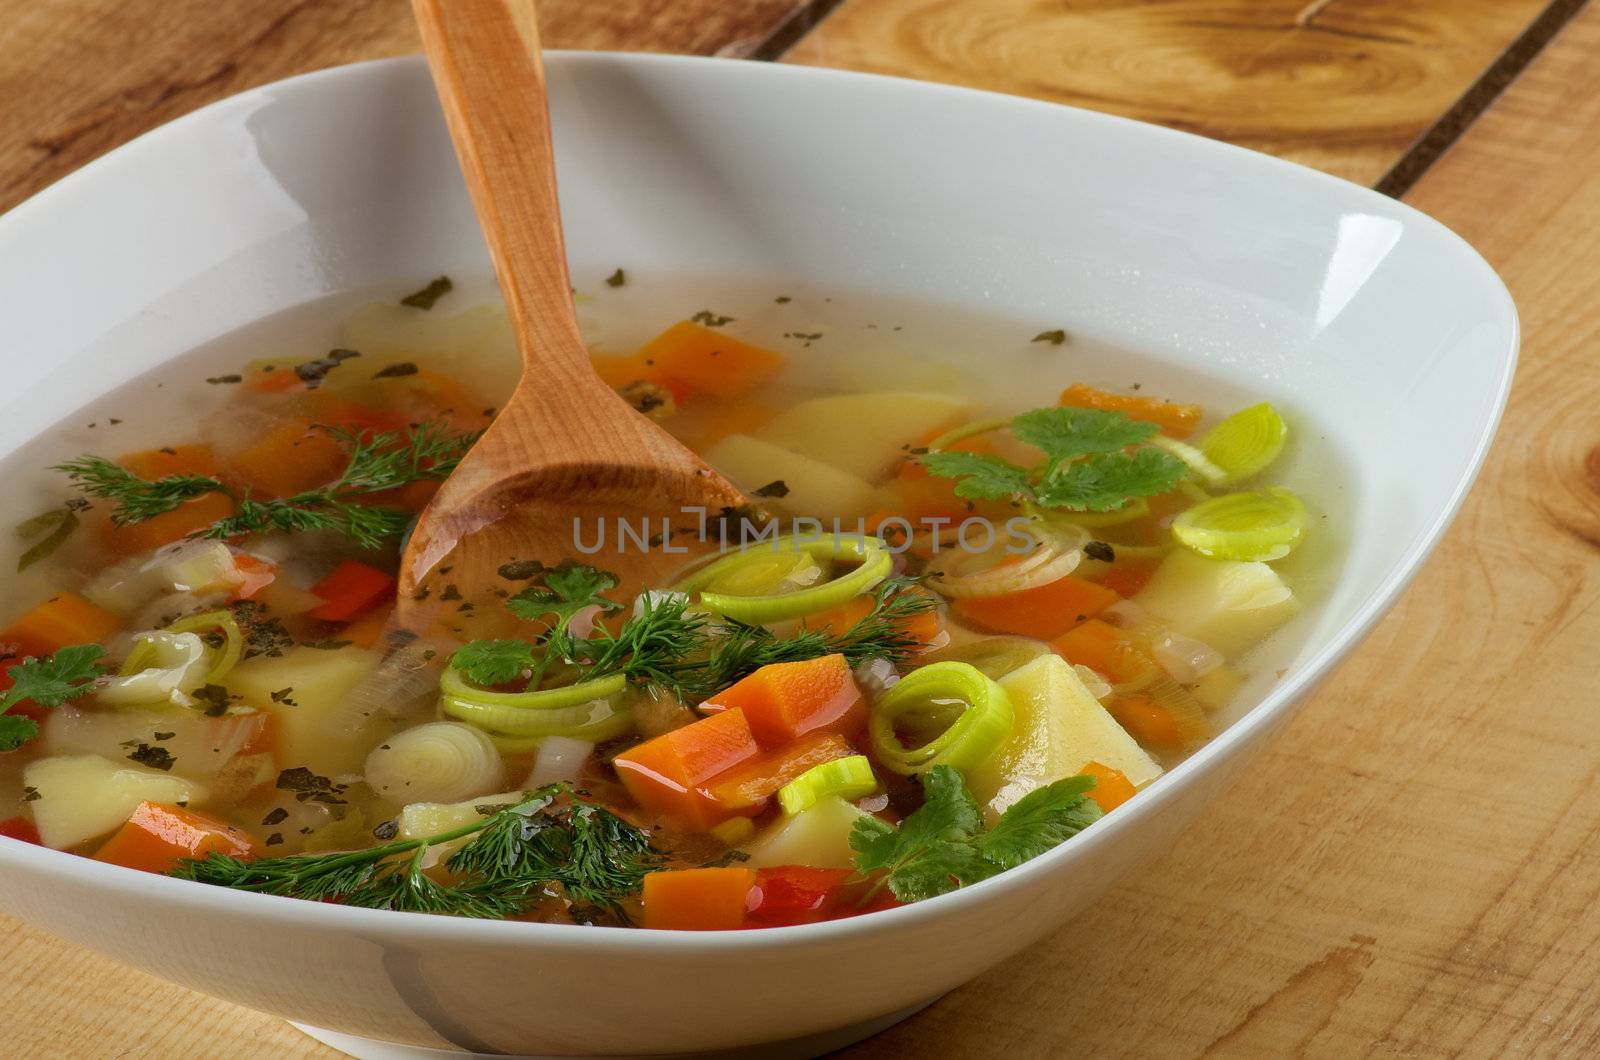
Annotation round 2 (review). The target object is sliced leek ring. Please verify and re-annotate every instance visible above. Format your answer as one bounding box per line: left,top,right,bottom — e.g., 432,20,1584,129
1151,435,1228,487
777,755,878,815
1171,487,1307,562
870,661,1014,775
1199,403,1288,484
675,533,891,624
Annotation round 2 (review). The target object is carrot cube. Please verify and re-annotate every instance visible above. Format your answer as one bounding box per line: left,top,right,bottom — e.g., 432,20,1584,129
94,801,260,874
308,560,395,622
1051,619,1157,685
952,575,1120,642
1,592,120,658
1058,383,1202,439
613,708,762,829
642,867,756,930
1078,761,1137,812
700,654,865,749
1106,695,1182,750
634,321,784,400
700,732,855,810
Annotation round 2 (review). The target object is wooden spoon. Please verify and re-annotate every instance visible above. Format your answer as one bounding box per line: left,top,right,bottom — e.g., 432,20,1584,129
402,0,747,624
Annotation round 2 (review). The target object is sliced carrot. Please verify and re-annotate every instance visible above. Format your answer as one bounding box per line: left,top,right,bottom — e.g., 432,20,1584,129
1058,383,1202,439
228,554,277,601
1,592,120,658
747,866,852,926
700,654,865,750
1051,619,1159,685
614,708,762,829
308,560,395,622
94,801,260,874
641,866,756,930
99,492,236,555
635,321,785,400
804,589,943,648
1078,761,1137,812
1086,559,1158,599
119,444,223,481
1106,695,1182,750
952,575,1120,641
700,732,854,810
341,606,394,649
225,420,347,498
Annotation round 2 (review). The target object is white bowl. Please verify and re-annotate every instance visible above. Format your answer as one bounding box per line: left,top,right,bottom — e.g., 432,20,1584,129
0,54,1514,1058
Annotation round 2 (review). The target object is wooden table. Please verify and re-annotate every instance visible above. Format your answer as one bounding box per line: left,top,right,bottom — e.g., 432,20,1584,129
2,0,1598,1055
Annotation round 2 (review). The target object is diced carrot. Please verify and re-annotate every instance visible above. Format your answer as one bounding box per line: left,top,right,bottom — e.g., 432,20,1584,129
1051,619,1158,685
700,654,865,750
228,554,277,601
99,492,236,555
952,575,1120,641
302,393,413,437
1087,559,1158,599
119,444,223,481
747,866,852,926
93,801,260,874
243,362,305,394
1078,761,1137,812
641,867,756,930
225,420,347,498
0,817,40,844
700,732,854,810
1,592,120,658
341,606,394,649
1106,695,1182,750
614,709,762,829
308,560,395,622
635,321,785,400
804,590,943,648
1058,383,1202,439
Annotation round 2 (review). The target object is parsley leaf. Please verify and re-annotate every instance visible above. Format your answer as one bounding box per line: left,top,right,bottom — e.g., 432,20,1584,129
1011,406,1157,464
918,451,1033,501
0,644,107,750
452,639,539,686
849,765,1101,903
507,563,623,629
1035,447,1186,511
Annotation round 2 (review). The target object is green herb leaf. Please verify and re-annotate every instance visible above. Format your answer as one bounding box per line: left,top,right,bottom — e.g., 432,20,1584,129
919,451,1033,501
507,563,623,629
1035,447,1187,511
452,639,539,686
0,644,107,750
0,715,39,752
975,775,1101,869
1011,406,1157,463
16,504,82,572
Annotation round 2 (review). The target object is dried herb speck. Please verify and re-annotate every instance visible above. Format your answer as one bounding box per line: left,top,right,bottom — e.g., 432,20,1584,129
127,743,176,771
752,480,790,499
401,276,453,310
605,268,626,288
1031,329,1068,346
373,362,419,379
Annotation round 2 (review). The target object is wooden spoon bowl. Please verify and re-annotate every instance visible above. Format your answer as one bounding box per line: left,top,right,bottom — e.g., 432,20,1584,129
401,0,747,627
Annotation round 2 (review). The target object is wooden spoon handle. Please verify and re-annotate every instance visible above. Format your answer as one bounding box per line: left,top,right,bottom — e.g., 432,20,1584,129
412,0,594,386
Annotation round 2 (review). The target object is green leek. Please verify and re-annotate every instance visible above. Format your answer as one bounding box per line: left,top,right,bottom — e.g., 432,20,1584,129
1171,488,1307,562
1151,435,1228,487
120,609,244,685
675,534,891,624
1199,403,1287,483
777,755,878,815
870,661,1014,775
438,670,632,744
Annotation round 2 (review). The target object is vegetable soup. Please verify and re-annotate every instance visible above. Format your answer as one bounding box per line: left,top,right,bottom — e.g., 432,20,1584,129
0,276,1322,929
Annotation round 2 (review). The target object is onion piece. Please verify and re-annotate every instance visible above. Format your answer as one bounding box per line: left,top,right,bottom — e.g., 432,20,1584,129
926,521,1087,599
525,736,595,787
98,632,209,707
364,721,505,805
854,657,901,695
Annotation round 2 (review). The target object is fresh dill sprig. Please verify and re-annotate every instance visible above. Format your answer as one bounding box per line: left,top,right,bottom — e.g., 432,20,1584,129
169,785,659,922
56,422,481,550
51,457,228,526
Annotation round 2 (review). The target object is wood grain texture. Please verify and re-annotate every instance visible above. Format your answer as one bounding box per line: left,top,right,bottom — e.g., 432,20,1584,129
0,0,804,213
785,0,1554,185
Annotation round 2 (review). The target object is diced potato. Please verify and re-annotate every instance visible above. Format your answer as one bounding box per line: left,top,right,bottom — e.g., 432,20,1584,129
43,706,268,780
1133,550,1300,659
227,645,381,776
1190,665,1246,714
753,392,969,482
397,791,524,867
24,754,208,850
704,434,878,523
968,655,1161,820
743,795,869,869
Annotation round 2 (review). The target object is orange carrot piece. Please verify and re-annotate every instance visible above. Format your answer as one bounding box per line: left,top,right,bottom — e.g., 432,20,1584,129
1058,383,1202,439
96,491,235,555
94,801,260,874
635,321,784,400
641,867,756,931
700,732,855,810
119,444,223,481
243,362,304,393
1078,761,1137,812
228,555,277,601
225,420,347,498
804,590,943,647
1086,559,1158,599
1106,695,1182,750
1,592,120,658
614,709,762,829
341,606,394,649
308,560,395,622
700,654,865,750
1051,619,1158,685
951,575,1119,641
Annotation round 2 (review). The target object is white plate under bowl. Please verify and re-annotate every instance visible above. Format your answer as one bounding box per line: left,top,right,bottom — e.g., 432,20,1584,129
0,54,1514,1057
